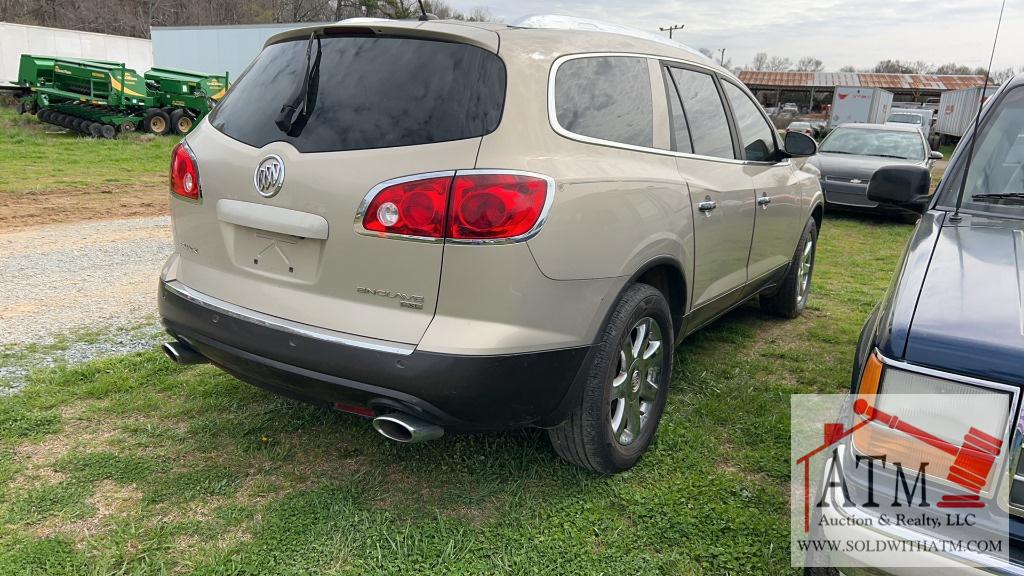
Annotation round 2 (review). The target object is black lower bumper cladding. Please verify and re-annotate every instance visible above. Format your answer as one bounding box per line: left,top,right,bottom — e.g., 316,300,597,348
158,281,589,431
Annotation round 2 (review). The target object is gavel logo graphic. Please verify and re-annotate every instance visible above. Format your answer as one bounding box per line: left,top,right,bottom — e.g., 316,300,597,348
853,398,1004,508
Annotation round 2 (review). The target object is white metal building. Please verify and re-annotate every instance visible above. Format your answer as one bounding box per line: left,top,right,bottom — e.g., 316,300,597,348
0,22,153,87
151,23,329,80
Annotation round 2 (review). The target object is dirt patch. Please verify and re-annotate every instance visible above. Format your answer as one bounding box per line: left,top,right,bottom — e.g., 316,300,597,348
9,403,117,488
33,480,143,541
0,182,167,232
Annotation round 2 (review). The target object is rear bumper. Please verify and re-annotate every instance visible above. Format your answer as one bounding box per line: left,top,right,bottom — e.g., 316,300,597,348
158,280,589,431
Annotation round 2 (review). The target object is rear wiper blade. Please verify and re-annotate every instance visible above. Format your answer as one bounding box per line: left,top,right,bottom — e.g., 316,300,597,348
275,32,322,134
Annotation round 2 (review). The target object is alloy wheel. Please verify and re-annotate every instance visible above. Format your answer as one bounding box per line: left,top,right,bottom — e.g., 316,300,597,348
609,317,664,445
797,237,815,304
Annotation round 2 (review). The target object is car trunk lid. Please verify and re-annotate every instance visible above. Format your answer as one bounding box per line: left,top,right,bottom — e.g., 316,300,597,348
169,27,505,345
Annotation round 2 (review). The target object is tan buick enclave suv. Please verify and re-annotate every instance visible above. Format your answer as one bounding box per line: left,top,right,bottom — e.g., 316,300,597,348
159,16,824,473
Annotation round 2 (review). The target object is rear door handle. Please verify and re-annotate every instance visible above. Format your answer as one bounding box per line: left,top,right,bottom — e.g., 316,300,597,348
698,199,717,213
757,194,772,208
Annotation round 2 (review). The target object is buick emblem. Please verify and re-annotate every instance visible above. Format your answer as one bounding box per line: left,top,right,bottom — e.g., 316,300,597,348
254,155,285,197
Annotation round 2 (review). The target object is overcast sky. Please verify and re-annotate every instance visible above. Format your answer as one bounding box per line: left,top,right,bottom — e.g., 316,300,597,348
445,0,1022,72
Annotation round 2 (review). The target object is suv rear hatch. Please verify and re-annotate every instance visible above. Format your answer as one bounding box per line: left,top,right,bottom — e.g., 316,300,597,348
171,24,506,345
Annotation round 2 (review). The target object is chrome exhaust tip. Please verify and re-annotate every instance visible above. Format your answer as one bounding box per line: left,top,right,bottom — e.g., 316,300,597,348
162,341,208,365
372,413,444,443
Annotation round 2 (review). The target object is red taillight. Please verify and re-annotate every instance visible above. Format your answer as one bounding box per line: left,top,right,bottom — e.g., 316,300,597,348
359,172,550,242
170,142,201,201
362,176,451,238
449,174,548,240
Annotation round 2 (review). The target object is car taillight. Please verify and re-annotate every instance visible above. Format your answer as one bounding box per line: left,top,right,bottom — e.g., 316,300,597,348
449,174,548,241
170,142,201,201
359,171,551,242
361,176,451,239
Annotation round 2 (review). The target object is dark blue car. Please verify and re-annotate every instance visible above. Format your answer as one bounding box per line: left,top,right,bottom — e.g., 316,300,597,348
812,76,1024,574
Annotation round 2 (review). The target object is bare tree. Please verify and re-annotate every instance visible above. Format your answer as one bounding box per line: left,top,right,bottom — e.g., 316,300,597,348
910,60,933,74
838,65,857,73
934,62,973,75
750,52,769,71
874,59,916,74
0,0,494,37
991,67,1019,85
766,56,791,71
795,57,823,72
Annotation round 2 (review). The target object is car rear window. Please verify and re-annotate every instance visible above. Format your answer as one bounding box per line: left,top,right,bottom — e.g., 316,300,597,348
209,34,506,153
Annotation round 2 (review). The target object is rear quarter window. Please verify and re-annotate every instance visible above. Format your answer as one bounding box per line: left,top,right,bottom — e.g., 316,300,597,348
553,56,654,148
209,35,506,153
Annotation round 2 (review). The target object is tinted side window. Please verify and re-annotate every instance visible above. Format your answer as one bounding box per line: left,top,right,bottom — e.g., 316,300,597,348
663,69,693,153
555,57,654,148
668,68,734,159
722,82,777,161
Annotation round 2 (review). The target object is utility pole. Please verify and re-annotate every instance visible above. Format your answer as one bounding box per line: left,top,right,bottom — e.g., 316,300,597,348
717,48,727,66
659,24,685,39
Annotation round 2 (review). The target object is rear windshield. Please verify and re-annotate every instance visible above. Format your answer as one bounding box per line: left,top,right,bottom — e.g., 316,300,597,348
209,34,506,153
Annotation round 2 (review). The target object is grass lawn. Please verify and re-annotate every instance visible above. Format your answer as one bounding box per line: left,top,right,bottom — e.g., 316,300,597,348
0,210,917,574
0,105,175,229
0,105,174,195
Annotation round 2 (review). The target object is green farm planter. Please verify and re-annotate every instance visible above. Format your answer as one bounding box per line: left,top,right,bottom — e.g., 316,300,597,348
14,54,229,139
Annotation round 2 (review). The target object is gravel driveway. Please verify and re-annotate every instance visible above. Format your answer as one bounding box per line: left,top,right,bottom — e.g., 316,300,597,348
0,216,172,389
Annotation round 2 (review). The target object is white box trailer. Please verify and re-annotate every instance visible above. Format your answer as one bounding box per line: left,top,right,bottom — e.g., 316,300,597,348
0,22,152,88
151,23,327,82
935,86,999,142
828,86,894,129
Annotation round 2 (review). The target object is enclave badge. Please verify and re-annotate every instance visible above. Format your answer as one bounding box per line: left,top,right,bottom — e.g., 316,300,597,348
254,155,285,198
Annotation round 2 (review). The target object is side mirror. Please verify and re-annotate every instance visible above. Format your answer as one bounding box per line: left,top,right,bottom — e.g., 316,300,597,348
929,150,944,160
783,131,817,157
866,165,931,214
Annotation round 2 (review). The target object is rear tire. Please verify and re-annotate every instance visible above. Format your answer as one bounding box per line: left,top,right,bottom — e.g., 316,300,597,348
88,123,103,138
170,109,194,135
100,124,117,139
760,217,818,318
548,283,673,474
142,108,170,135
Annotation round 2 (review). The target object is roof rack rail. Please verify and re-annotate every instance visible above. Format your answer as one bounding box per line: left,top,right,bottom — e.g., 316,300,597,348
509,14,708,60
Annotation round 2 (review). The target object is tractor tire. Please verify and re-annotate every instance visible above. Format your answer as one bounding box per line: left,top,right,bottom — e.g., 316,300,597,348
59,115,74,129
88,123,103,138
16,101,26,114
100,124,117,139
121,120,137,133
142,109,171,135
170,109,194,135
38,110,51,123
73,118,89,133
